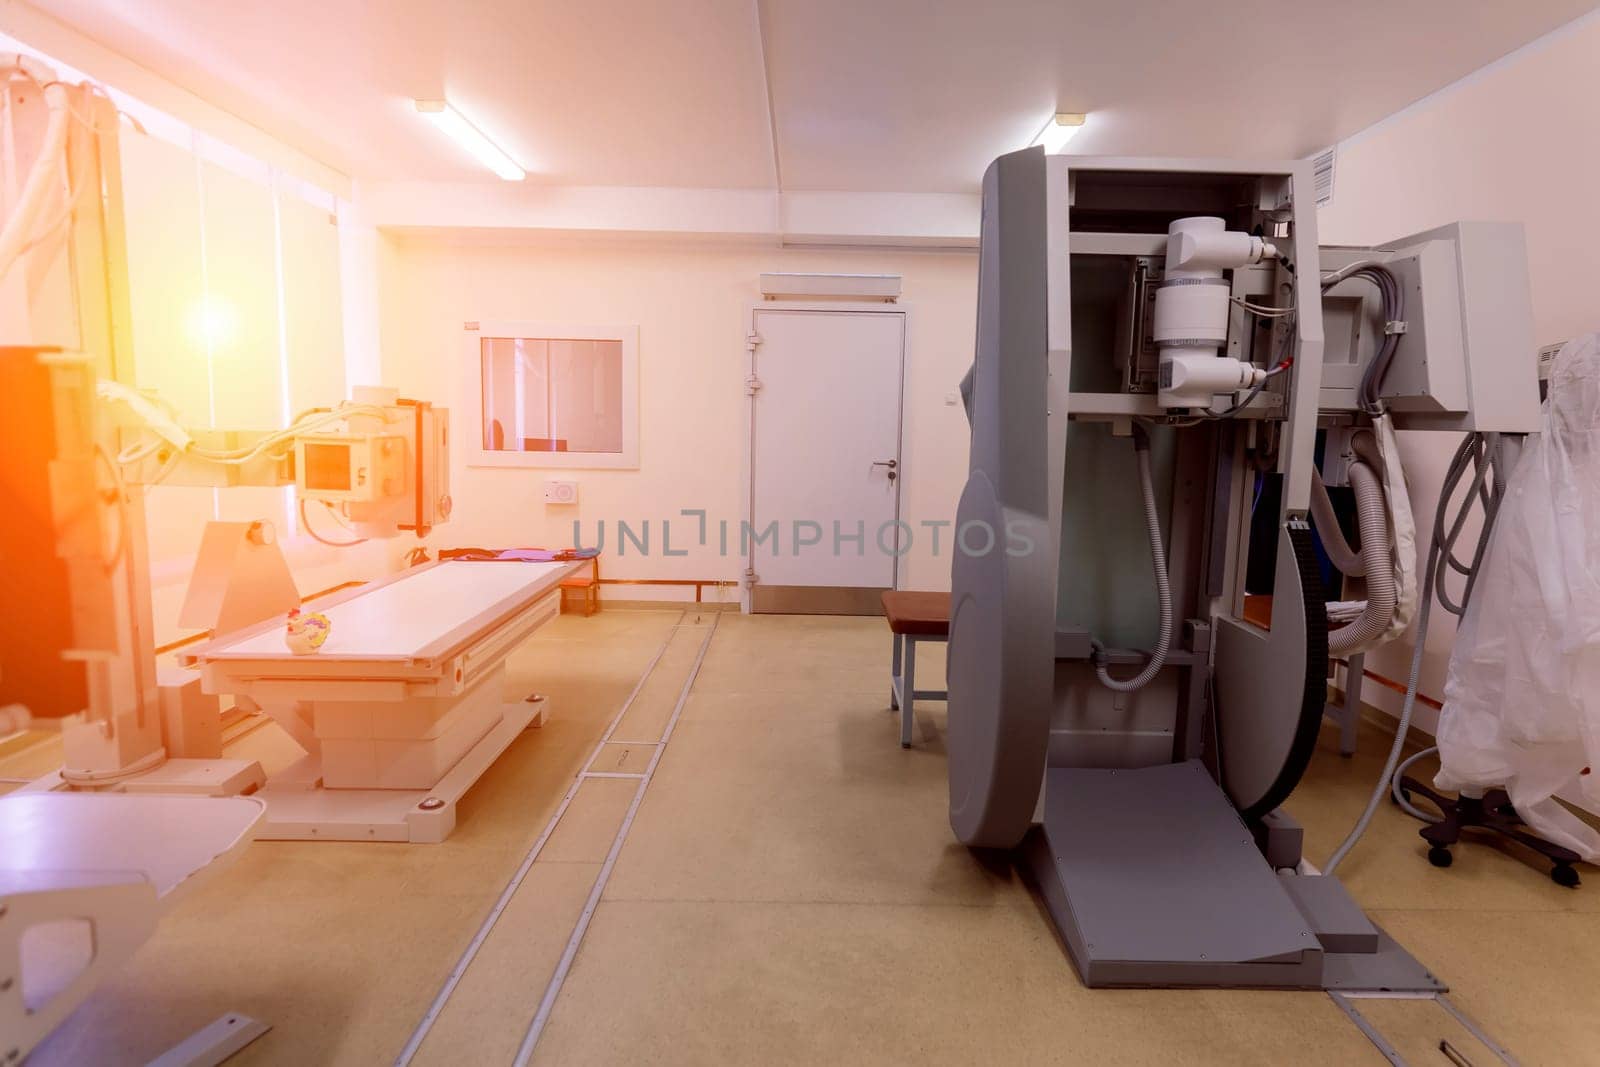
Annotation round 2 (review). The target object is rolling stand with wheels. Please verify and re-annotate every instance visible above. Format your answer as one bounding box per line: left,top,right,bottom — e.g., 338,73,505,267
1396,777,1583,887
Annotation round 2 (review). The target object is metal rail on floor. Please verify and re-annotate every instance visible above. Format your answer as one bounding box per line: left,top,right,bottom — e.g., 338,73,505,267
1328,992,1406,1066
1329,991,1521,1067
511,613,719,1064
393,611,691,1066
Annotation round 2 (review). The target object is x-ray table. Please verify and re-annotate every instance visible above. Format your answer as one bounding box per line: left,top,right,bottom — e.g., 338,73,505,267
182,560,580,843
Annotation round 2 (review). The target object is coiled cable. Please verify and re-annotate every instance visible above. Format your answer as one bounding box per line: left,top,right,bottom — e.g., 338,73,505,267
1324,431,1504,872
1093,426,1173,693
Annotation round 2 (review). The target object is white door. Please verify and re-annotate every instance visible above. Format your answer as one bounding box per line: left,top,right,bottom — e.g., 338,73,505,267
748,308,906,614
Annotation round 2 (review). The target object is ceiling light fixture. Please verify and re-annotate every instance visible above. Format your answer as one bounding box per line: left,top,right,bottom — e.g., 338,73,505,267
414,99,525,181
1031,112,1087,154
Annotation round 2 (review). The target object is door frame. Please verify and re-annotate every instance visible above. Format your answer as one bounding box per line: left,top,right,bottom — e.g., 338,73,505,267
741,302,910,614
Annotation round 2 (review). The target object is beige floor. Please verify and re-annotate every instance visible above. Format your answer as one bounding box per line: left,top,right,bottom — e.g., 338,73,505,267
17,610,1600,1065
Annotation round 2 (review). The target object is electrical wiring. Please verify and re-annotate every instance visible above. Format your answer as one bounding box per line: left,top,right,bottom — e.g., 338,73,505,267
320,499,361,533
184,404,394,465
300,498,367,548
35,79,143,137
60,747,167,785
0,75,70,281
1155,371,1286,428
101,380,397,481
1092,425,1172,694
1230,296,1296,318
1157,352,1295,426
8,156,86,261
0,70,131,269
1321,262,1404,413
117,437,170,465
1323,430,1506,871
147,446,185,485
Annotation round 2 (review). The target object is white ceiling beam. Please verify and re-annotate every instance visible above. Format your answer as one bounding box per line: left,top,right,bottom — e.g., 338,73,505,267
778,191,978,248
359,182,980,249
359,181,780,239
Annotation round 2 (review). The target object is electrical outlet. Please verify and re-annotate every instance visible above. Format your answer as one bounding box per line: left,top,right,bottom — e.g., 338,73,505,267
544,480,578,505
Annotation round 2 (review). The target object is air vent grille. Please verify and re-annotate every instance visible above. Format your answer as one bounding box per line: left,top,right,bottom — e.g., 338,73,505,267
1311,147,1336,207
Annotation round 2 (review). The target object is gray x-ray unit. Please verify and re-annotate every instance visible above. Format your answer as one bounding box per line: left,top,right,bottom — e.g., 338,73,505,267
949,148,1539,990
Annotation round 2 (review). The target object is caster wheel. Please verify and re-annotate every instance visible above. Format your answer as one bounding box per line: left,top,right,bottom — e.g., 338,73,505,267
1427,846,1454,868
1552,865,1580,888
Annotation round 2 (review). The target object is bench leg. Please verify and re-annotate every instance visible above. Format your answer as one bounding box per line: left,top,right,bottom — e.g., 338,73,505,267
901,636,916,748
890,632,902,711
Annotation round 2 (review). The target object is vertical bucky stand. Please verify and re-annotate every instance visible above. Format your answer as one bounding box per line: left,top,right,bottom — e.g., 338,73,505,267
946,147,1445,992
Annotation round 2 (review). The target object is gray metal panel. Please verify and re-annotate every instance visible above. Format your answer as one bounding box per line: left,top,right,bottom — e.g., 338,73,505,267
1054,627,1093,659
1032,761,1322,987
1276,159,1325,516
1407,221,1540,432
1320,924,1448,994
1056,421,1178,643
946,147,1057,848
1253,808,1305,870
1278,873,1379,954
1049,662,1178,769
1318,223,1540,432
1319,240,1467,417
1214,521,1326,817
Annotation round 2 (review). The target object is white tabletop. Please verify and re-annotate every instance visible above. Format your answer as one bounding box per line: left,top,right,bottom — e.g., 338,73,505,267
0,794,264,899
197,560,571,662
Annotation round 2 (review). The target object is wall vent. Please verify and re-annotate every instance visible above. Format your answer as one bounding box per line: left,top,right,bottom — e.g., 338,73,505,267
1311,147,1336,208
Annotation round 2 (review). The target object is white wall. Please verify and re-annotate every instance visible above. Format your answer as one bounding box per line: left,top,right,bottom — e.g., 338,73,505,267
378,235,978,601
1316,11,1600,726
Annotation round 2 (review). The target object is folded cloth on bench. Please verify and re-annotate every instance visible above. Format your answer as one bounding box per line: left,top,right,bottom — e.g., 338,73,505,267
440,547,600,563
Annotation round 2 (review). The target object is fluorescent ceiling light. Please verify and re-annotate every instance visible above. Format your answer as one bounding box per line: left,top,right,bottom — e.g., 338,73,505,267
1031,112,1086,154
415,99,525,181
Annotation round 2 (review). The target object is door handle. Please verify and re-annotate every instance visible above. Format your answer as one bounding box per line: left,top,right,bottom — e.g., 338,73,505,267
871,459,898,469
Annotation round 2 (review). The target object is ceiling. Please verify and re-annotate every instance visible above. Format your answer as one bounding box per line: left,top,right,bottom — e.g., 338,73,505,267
18,0,1597,193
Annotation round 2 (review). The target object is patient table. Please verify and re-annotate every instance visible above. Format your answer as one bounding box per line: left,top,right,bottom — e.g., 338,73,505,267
180,560,580,843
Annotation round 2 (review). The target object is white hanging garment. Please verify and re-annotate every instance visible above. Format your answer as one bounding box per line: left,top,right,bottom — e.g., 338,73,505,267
1435,334,1600,861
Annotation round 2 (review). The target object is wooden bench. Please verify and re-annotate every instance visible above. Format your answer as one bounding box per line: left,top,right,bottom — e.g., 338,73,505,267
881,590,950,748
560,556,601,616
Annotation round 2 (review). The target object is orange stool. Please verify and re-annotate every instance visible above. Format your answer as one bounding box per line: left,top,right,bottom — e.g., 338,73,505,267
881,590,950,748
560,557,601,616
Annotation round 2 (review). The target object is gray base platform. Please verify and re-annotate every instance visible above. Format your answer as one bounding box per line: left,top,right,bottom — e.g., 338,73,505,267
1023,760,1444,992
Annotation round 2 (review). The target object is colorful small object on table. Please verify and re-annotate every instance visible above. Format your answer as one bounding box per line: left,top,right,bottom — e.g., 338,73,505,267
285,608,331,655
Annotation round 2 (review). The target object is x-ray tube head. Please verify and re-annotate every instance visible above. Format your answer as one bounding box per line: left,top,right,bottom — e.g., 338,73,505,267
1154,216,1275,408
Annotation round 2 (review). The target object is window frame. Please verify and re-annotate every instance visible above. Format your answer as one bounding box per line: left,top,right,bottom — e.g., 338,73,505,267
463,320,641,470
